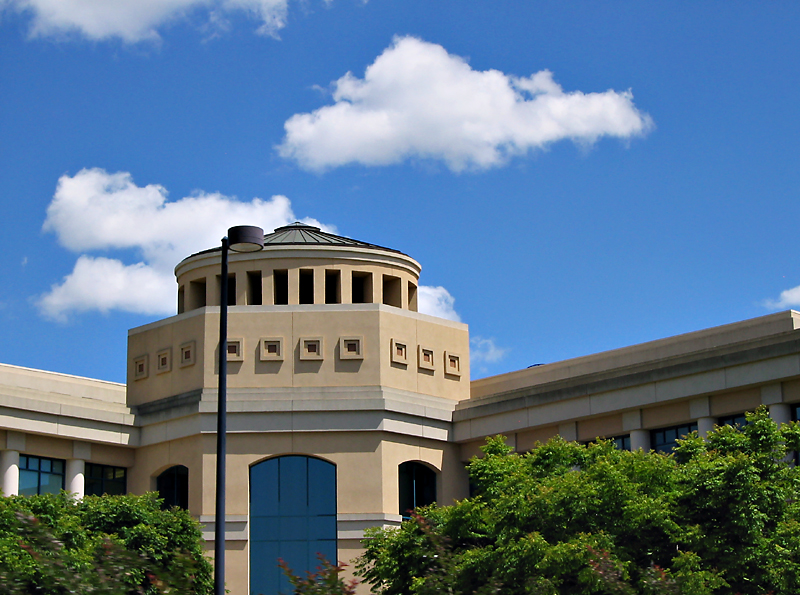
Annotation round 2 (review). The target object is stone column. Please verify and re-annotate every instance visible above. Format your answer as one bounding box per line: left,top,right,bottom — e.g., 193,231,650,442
689,397,716,439
68,442,92,498
623,409,650,451
629,429,650,451
66,459,85,499
769,403,792,426
697,417,716,439
1,450,20,496
761,383,793,461
761,383,789,424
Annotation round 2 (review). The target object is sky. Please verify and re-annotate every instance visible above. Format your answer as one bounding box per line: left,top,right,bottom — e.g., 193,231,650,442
1,1,799,383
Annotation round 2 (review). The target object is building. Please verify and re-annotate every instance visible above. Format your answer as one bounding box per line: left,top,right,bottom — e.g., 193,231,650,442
2,223,800,593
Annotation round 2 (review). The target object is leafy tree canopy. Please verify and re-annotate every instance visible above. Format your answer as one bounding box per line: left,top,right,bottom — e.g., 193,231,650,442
0,492,212,594
358,407,800,595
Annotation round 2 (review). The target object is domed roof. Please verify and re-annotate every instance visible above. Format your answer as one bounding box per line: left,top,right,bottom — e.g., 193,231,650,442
263,222,403,254
182,222,407,261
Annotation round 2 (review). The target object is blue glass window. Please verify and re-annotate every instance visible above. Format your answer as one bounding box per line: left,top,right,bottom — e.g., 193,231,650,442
398,462,436,518
157,465,188,509
86,463,127,496
19,455,65,496
651,423,698,454
250,456,337,595
609,435,631,451
718,413,748,428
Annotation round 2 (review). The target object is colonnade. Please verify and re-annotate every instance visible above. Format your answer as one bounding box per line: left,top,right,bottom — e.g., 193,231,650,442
627,383,793,451
0,432,90,498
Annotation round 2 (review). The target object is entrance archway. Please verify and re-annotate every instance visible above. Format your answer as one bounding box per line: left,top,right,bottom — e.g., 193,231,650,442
250,455,337,594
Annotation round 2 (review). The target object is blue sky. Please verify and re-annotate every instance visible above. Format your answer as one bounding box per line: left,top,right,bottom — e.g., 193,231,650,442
1,1,799,383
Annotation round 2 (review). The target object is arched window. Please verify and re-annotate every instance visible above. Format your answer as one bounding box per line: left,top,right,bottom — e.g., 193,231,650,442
156,465,189,509
398,461,436,518
250,456,337,595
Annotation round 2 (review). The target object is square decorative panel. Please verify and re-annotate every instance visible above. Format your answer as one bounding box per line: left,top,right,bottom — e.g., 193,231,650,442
418,346,436,371
226,338,244,362
391,339,409,365
179,341,196,367
260,337,284,361
339,336,364,360
300,337,324,361
133,355,148,380
444,351,462,377
156,348,172,374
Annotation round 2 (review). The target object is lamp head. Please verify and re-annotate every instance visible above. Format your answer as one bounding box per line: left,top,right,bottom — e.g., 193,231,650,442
227,225,264,253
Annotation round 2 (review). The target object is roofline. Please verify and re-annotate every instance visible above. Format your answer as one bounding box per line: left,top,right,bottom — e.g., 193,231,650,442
469,310,800,402
175,244,422,279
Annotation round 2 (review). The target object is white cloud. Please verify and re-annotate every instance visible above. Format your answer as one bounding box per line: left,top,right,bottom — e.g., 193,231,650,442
38,168,459,323
470,336,509,365
38,256,177,321
38,168,325,320
43,168,305,271
764,285,800,310
2,0,291,42
279,36,654,172
417,285,460,322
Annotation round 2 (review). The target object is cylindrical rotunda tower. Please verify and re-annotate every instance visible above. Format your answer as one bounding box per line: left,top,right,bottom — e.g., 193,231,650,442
125,223,470,594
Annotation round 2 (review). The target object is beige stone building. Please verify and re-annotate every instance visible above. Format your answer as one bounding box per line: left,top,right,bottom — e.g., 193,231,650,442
2,223,800,593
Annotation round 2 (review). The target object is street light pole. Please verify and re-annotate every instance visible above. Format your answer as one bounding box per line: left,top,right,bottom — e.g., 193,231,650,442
215,225,264,595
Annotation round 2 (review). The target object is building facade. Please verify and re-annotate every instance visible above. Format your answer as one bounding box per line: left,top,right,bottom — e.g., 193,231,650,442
2,223,800,593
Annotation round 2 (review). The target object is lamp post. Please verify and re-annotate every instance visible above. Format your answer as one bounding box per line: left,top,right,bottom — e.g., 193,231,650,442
215,225,264,595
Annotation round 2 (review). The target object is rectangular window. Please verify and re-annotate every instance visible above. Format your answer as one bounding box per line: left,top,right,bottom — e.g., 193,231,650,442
352,272,372,304
85,463,127,496
391,339,408,365
177,286,185,314
382,275,402,308
339,336,364,360
133,354,149,380
300,337,324,361
444,351,461,377
418,346,435,371
217,274,236,306
226,338,244,361
156,348,171,374
273,270,289,305
299,269,314,304
260,337,284,361
408,282,418,312
650,423,698,454
325,270,341,304
718,413,748,428
189,279,206,309
611,435,631,451
19,455,65,496
179,341,196,367
247,271,263,305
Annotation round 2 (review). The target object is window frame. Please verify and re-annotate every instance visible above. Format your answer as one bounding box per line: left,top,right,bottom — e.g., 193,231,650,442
85,463,127,496
19,455,66,496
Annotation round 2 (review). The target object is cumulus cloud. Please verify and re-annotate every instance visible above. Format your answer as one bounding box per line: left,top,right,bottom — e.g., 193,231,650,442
2,0,292,42
38,256,177,321
470,336,509,366
279,36,654,172
38,168,460,322
417,286,460,322
38,168,325,320
764,285,800,310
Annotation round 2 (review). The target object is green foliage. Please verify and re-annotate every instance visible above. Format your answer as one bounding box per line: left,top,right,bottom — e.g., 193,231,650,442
358,407,800,595
0,492,212,594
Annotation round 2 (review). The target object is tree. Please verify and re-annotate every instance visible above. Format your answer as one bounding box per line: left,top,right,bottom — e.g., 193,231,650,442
278,556,359,595
357,407,800,595
0,492,213,594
